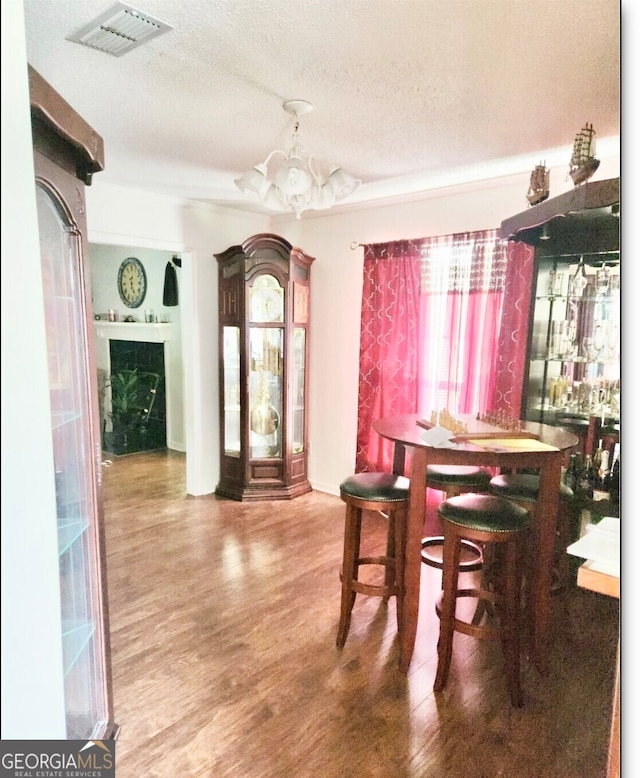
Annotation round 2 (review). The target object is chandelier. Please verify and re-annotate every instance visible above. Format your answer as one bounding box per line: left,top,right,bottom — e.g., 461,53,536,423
234,100,361,219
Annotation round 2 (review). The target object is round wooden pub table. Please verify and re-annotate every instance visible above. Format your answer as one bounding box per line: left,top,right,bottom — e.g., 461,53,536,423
372,413,579,675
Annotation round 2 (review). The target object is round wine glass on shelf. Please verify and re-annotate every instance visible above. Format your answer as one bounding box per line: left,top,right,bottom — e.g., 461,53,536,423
595,264,610,296
565,319,577,358
606,323,619,362
581,336,594,362
592,323,606,360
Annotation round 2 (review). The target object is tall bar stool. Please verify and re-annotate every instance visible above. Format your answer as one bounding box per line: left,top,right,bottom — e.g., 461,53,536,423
422,465,491,572
488,473,576,592
433,493,531,707
336,472,410,647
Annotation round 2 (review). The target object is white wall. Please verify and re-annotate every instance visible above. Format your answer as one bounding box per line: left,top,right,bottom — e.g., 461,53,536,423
89,244,178,325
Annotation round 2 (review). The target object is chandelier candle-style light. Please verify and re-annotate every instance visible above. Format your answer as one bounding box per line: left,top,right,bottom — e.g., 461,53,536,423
234,100,361,219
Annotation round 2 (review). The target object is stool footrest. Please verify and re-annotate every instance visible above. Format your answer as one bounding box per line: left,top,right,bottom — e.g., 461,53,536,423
436,588,514,641
340,556,398,598
421,536,483,571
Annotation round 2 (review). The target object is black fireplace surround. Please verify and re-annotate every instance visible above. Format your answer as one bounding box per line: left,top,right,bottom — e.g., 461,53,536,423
105,340,166,454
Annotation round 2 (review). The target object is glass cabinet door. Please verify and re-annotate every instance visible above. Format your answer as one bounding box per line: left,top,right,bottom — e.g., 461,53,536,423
222,326,241,456
292,328,306,454
248,273,285,460
37,182,110,739
526,254,620,425
249,327,283,459
526,254,620,516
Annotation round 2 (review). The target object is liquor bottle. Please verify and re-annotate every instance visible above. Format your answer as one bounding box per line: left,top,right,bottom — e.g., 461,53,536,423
592,449,611,502
563,453,581,492
590,439,603,483
578,453,593,497
609,444,620,506
598,447,610,481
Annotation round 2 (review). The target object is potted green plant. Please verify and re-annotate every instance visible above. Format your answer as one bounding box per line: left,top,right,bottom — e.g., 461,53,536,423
104,369,143,453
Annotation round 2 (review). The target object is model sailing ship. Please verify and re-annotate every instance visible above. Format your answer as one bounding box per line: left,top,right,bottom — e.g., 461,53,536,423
526,162,550,206
569,123,600,185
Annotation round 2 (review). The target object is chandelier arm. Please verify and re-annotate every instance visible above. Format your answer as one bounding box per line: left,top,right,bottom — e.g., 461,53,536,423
263,149,288,167
306,156,324,186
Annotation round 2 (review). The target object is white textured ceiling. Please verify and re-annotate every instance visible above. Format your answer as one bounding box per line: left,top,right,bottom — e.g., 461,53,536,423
23,0,621,214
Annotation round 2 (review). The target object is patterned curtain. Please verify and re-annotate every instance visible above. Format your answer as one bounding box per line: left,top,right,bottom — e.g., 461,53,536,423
493,240,535,416
355,240,423,472
356,230,530,474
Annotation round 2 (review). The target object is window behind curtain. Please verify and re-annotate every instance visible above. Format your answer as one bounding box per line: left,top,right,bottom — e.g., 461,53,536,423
417,230,507,417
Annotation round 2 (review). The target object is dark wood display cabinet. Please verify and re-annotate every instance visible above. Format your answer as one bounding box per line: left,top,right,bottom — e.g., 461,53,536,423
29,65,118,738
500,178,620,457
215,234,315,500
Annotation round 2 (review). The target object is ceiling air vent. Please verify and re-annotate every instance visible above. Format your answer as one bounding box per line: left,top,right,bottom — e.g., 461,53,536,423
66,2,173,57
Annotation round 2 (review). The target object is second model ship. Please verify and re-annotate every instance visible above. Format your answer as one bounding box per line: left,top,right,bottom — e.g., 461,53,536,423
526,162,550,206
569,123,600,186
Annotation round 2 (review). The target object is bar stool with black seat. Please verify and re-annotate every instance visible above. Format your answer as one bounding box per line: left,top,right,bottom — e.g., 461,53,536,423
422,465,492,572
336,472,410,647
488,472,577,592
433,493,531,707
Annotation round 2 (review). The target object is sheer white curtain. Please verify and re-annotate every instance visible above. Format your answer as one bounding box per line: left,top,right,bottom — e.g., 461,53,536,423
417,229,507,417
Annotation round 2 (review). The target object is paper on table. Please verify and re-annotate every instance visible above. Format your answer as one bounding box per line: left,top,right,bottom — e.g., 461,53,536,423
566,517,620,577
466,437,559,452
420,425,457,448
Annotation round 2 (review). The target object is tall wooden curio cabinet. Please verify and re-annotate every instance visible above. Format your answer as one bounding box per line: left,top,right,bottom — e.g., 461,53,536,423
29,66,118,738
215,234,315,500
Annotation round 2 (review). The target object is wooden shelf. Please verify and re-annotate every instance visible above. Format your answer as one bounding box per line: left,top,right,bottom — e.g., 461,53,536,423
500,177,619,248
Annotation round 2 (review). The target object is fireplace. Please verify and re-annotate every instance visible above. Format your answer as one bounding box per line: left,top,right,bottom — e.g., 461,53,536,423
108,340,166,451
94,322,177,454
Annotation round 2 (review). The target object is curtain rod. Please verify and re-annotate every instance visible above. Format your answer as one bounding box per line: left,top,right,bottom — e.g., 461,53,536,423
351,229,503,251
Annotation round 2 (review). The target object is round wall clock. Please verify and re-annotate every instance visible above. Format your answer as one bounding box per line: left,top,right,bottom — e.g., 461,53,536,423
117,257,147,308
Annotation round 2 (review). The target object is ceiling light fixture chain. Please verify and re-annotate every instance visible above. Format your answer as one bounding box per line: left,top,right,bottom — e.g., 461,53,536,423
234,99,360,219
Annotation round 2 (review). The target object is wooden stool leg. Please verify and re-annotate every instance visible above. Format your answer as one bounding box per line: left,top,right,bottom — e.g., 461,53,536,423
393,504,407,634
522,522,536,652
434,527,462,692
472,543,496,625
384,509,396,596
501,538,523,707
552,501,575,591
336,503,362,647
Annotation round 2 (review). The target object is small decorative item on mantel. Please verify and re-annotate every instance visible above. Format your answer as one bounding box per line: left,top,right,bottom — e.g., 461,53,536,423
569,123,600,186
526,161,550,206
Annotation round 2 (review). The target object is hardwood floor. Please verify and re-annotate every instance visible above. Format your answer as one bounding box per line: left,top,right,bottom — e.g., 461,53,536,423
103,450,619,777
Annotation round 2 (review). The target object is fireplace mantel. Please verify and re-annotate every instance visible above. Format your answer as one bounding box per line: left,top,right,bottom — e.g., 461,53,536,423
94,321,173,344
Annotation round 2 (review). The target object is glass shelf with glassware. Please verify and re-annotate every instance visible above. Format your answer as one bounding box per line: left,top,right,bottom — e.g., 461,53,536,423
524,252,620,438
